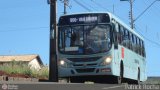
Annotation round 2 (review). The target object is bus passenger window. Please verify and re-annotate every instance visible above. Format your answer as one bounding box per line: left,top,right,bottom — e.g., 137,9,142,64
126,31,130,49
138,38,141,55
136,37,140,54
121,28,126,46
132,34,135,44
142,41,146,57
118,26,123,44
122,29,130,48
129,32,132,50
140,40,144,56
139,39,142,56
133,35,137,53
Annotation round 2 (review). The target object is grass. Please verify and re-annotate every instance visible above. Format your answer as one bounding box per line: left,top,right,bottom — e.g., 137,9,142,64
32,66,49,79
0,60,49,79
143,77,160,84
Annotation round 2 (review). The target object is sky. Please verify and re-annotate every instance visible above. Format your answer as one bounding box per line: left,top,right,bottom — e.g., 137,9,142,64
0,0,160,76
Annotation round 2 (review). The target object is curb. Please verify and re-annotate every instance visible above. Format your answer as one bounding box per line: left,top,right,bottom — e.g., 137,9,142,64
0,76,39,82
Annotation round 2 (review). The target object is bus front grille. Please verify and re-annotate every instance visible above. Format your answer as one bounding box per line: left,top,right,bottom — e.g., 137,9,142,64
67,57,102,62
75,68,95,73
73,63,97,67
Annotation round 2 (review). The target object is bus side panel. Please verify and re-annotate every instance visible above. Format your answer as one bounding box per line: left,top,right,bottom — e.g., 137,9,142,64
139,56,147,81
120,46,139,80
122,46,147,81
112,45,120,76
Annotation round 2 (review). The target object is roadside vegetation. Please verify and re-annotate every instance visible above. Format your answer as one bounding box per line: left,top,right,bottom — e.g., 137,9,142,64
0,60,49,80
144,77,160,84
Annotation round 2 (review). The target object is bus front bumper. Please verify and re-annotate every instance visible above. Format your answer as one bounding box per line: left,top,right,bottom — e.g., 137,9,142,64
58,66,113,78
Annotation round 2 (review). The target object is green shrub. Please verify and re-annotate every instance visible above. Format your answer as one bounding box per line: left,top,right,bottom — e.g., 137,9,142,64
0,61,49,79
31,66,49,79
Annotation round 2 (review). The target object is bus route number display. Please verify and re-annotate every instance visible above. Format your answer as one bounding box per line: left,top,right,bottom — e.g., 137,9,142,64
59,14,110,25
69,16,98,23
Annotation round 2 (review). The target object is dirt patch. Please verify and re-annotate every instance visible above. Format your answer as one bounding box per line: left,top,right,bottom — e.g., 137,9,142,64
8,74,30,78
0,70,30,78
0,70,8,76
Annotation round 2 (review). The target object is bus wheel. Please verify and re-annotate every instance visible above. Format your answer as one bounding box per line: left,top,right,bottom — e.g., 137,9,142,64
117,62,123,84
136,69,140,84
70,77,84,83
118,68,123,84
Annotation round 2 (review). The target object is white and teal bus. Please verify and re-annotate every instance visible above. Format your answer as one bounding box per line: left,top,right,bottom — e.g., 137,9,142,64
57,12,147,84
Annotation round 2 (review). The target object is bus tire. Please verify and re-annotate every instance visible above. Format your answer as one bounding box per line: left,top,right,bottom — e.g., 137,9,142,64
136,69,140,84
116,61,123,84
70,77,84,83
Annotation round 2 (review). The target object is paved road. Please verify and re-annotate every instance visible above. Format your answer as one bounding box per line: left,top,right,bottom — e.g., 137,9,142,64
0,82,124,90
0,82,159,90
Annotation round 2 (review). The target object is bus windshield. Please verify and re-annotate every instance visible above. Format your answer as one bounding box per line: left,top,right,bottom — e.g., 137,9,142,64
58,24,112,55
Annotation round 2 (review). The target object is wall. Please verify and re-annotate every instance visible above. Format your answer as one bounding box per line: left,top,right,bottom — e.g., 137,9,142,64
28,58,41,70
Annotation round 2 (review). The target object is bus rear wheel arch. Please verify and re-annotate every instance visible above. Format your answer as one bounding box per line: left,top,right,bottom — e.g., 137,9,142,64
129,68,141,84
136,68,140,84
115,61,124,84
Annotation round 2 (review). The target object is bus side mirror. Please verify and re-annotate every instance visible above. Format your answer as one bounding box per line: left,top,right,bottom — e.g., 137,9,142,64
114,32,118,49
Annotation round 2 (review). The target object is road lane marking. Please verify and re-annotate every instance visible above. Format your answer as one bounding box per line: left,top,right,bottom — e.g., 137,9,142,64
102,85,124,89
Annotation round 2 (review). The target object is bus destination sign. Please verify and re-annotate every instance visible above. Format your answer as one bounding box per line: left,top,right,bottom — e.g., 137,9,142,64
69,16,98,23
59,13,110,25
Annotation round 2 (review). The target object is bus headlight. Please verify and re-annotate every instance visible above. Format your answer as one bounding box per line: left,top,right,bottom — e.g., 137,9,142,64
59,60,71,68
100,56,112,66
60,60,65,65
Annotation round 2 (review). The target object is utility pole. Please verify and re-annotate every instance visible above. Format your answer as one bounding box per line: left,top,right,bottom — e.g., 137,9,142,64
134,0,160,22
120,0,134,29
64,0,67,14
49,0,58,82
121,0,160,29
113,4,115,14
60,0,69,14
129,0,134,29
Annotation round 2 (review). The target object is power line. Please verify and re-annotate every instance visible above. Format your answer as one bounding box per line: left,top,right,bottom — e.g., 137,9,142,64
134,0,159,22
145,0,160,18
73,0,92,12
0,27,48,32
135,0,160,43
91,0,110,12
135,25,160,47
81,0,98,11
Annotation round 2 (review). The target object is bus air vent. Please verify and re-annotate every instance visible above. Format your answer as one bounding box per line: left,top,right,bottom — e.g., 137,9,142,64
76,68,95,73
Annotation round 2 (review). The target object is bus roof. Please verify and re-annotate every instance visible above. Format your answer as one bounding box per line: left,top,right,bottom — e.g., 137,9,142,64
60,11,111,17
108,13,144,41
60,12,144,41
